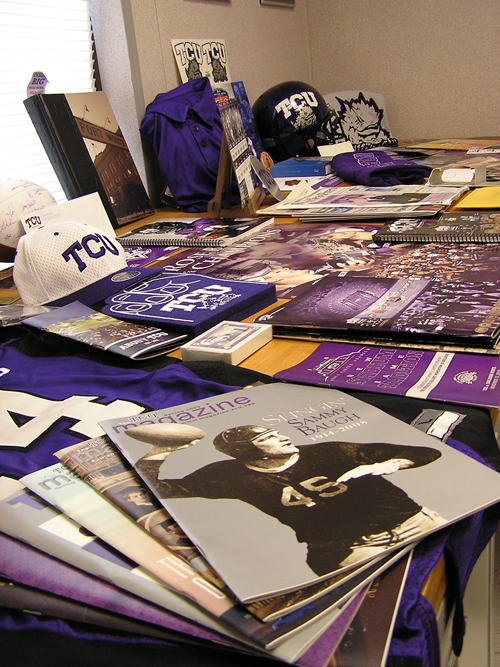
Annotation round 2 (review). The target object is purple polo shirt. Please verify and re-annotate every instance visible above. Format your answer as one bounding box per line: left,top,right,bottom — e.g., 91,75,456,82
140,77,239,212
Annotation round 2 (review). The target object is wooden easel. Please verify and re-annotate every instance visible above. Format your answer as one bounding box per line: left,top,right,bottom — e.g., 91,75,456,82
208,132,266,219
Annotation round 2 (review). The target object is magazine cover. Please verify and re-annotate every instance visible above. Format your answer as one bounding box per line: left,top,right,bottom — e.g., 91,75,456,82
56,436,383,623
256,274,500,350
0,530,237,650
153,222,382,296
20,464,242,623
0,477,350,662
297,587,368,667
23,301,187,360
55,435,222,580
266,203,447,221
333,552,412,667
274,342,500,409
100,383,500,603
0,578,202,643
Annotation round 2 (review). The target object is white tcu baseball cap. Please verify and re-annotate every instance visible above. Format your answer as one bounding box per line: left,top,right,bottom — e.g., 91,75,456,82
13,221,159,307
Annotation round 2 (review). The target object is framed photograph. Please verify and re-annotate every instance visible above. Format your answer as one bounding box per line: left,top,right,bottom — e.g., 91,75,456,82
260,0,295,7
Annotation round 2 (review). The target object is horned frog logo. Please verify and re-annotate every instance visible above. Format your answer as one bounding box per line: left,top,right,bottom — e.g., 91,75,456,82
185,58,202,80
335,92,397,150
293,104,318,132
453,371,477,385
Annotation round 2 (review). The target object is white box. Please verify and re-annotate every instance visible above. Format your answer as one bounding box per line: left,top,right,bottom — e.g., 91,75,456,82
181,321,272,365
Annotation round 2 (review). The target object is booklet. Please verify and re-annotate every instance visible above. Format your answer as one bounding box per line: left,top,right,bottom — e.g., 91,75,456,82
273,341,500,409
100,383,500,603
118,216,274,248
23,301,187,360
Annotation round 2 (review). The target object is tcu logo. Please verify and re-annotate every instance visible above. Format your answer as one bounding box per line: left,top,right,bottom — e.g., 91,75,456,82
173,41,227,67
62,233,121,272
275,91,319,119
162,285,233,313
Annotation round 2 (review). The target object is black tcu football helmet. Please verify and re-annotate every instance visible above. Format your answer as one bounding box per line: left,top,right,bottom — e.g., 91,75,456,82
252,81,341,162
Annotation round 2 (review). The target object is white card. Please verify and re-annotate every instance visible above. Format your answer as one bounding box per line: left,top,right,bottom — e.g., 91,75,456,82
20,192,116,237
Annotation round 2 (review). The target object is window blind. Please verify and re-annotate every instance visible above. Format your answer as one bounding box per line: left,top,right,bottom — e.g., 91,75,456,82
0,0,96,201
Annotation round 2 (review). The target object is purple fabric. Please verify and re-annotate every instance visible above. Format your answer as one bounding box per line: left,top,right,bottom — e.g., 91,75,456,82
387,438,500,667
331,150,431,186
139,77,239,212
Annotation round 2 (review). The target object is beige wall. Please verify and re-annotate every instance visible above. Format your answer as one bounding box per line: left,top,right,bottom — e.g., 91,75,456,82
308,0,500,141
128,0,312,109
91,0,500,198
91,0,313,199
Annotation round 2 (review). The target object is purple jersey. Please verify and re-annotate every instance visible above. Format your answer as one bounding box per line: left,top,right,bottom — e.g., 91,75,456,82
0,340,237,479
139,77,239,212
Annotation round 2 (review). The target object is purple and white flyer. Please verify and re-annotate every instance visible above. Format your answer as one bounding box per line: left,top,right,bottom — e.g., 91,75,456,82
275,341,500,409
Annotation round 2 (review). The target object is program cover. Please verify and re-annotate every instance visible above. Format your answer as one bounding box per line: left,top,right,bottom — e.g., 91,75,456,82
256,274,500,351
218,98,256,208
274,342,500,409
100,383,500,603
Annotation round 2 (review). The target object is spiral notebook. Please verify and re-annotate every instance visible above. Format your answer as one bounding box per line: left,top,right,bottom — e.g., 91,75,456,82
373,211,500,243
118,216,274,248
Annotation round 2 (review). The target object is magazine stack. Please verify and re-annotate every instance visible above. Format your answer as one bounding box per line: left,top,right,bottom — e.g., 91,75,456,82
6,383,500,664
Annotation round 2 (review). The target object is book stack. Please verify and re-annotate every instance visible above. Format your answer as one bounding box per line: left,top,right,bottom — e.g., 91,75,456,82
4,383,500,664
